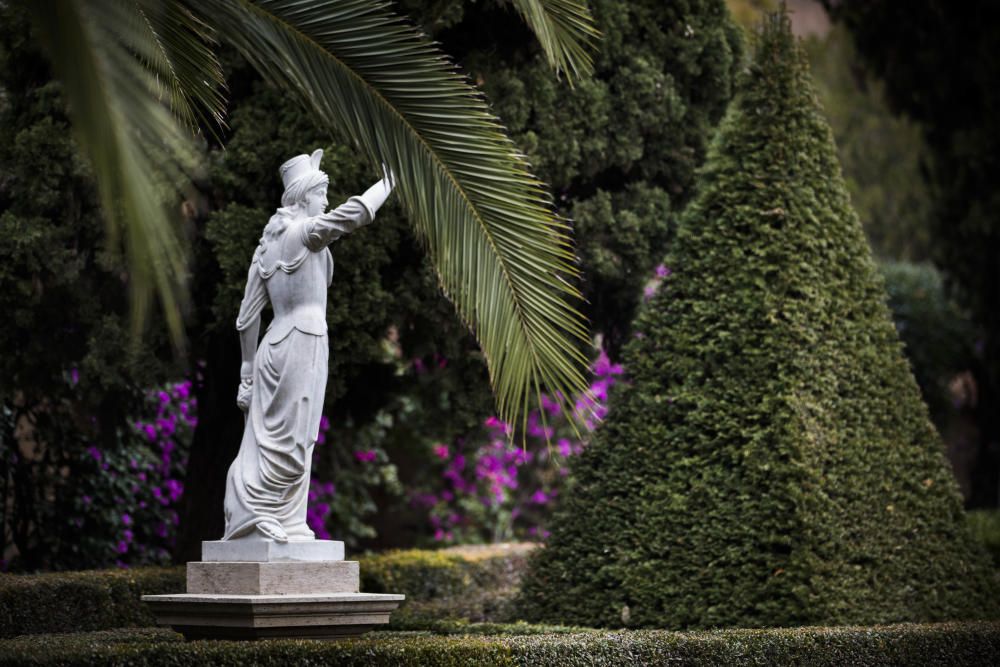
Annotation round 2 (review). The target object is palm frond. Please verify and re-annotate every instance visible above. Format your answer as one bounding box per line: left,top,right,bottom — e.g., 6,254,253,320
193,0,591,430
507,0,600,84
126,1,228,133
29,0,207,345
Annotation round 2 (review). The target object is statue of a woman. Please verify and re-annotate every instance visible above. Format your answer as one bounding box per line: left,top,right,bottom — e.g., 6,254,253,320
223,149,394,543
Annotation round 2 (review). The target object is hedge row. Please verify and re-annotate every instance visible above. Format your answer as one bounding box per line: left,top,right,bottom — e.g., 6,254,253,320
361,544,533,628
2,623,999,666
0,545,532,638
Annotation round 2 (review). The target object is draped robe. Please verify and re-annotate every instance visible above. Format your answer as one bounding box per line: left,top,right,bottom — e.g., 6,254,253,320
223,196,374,541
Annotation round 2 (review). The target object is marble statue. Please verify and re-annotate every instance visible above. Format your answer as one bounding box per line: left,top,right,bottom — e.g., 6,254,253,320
223,149,394,543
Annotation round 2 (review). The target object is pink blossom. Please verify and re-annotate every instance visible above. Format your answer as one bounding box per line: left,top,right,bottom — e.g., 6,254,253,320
557,439,573,457
433,444,450,460
655,264,672,278
354,450,377,463
531,490,549,505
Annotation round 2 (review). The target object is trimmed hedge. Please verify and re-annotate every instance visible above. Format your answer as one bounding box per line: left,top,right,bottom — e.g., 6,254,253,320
362,544,533,628
517,11,1000,630
0,545,533,638
0,567,183,638
1,623,999,666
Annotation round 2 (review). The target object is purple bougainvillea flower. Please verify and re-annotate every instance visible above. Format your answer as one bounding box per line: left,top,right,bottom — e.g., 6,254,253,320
557,438,573,457
69,367,80,386
116,541,129,554
165,479,184,502
433,444,450,460
121,513,133,526
655,264,672,278
319,415,331,431
354,450,377,463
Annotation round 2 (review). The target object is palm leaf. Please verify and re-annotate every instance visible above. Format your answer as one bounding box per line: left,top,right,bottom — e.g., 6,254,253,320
28,0,221,346
192,0,591,430
126,1,228,133
507,0,600,83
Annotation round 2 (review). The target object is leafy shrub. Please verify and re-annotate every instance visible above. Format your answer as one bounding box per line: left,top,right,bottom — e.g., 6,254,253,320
1,381,194,572
409,351,623,545
967,510,1000,568
2,623,1000,666
880,261,977,423
362,544,534,628
517,11,1000,629
0,545,533,637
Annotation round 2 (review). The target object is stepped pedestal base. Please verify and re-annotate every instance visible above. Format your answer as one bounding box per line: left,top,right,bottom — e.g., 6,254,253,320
142,540,404,640
142,592,404,640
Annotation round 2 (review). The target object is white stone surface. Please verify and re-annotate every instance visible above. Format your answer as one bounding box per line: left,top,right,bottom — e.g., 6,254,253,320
224,149,395,543
187,560,359,595
202,538,344,562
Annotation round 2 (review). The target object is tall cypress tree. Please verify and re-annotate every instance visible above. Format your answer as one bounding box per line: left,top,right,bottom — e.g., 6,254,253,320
517,11,1000,629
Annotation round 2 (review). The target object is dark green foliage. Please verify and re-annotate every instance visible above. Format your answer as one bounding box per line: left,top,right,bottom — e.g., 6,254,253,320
3,623,1000,666
967,510,1000,569
803,27,934,262
823,0,1000,510
0,5,178,571
362,545,534,627
0,568,183,638
450,0,742,352
179,0,745,554
880,261,976,425
0,546,532,637
517,12,1000,629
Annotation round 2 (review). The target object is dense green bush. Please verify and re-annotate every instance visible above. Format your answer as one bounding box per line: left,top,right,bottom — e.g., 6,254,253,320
517,12,1000,630
880,261,977,424
362,544,534,627
2,623,1000,666
180,0,745,555
967,510,1000,568
0,545,534,637
0,568,183,638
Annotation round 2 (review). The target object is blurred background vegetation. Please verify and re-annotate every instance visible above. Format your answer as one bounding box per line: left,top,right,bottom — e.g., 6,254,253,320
1,0,997,572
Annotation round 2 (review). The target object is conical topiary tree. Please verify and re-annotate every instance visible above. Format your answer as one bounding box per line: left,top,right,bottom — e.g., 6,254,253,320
516,11,1000,630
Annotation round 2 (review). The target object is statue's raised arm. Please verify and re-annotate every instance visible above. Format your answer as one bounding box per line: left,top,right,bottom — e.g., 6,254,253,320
223,149,395,544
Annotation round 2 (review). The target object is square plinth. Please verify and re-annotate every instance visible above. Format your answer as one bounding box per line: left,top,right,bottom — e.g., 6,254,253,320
187,560,359,595
202,539,344,562
141,592,405,640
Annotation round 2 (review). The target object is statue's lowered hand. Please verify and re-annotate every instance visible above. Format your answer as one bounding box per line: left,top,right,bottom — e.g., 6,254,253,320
236,377,253,412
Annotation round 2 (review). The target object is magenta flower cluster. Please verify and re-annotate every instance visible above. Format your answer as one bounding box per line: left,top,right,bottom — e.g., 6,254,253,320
72,377,196,568
411,348,623,544
306,415,335,538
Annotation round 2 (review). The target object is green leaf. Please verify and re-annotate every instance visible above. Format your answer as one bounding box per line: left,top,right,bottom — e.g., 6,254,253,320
192,0,591,429
27,0,220,346
507,0,601,84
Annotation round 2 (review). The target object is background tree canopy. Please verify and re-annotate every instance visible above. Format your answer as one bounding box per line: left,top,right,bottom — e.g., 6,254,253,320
822,0,1000,509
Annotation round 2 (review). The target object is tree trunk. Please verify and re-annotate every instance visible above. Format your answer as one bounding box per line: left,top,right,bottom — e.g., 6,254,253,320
174,327,243,563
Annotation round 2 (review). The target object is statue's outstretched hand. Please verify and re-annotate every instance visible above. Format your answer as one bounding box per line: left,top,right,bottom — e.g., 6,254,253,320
236,377,253,412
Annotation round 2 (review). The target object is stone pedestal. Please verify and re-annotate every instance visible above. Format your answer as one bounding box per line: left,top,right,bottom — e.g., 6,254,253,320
142,540,403,640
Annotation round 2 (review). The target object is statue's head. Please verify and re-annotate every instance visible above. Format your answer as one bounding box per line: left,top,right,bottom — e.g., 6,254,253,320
279,149,330,216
